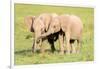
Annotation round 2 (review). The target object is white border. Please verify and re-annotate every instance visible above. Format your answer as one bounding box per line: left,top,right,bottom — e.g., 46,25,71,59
14,0,95,8
11,0,96,69
11,0,14,69
0,0,10,69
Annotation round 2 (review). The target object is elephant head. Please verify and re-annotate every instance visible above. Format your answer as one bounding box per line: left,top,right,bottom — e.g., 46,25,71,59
24,16,36,32
38,13,52,31
38,13,59,31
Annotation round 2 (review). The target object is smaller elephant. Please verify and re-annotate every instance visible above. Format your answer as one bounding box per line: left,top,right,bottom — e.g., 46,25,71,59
32,16,46,53
38,15,64,54
24,15,46,53
59,14,83,54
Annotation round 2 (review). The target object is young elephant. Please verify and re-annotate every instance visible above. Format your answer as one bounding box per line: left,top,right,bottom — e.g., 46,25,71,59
59,14,83,54
38,15,65,54
25,15,45,53
32,16,46,53
24,13,59,53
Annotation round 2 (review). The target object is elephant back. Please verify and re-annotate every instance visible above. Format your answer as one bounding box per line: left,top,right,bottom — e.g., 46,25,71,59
59,14,70,32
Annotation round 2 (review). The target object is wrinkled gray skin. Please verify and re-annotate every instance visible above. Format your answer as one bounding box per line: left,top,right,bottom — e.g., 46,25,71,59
38,14,83,54
24,13,59,53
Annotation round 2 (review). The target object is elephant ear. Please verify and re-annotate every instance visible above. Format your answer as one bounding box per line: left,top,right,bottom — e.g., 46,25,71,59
24,16,35,32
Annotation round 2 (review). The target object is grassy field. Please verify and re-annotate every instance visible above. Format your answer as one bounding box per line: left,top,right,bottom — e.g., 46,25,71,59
14,4,94,65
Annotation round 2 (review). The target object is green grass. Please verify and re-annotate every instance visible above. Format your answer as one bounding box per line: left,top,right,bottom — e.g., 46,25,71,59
14,3,94,65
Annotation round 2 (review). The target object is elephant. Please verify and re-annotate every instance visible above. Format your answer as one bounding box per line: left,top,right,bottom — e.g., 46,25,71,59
24,13,59,53
37,15,64,54
59,14,83,54
38,14,83,54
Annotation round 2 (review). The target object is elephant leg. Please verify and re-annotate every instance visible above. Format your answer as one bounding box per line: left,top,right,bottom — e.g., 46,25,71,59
59,33,64,55
51,41,55,53
32,32,39,53
32,42,35,53
70,39,76,54
48,38,56,53
32,37,37,53
65,32,71,54
76,39,82,54
39,38,45,53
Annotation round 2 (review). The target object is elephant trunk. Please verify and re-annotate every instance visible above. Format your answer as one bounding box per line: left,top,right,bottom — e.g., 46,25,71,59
42,32,51,38
38,31,52,40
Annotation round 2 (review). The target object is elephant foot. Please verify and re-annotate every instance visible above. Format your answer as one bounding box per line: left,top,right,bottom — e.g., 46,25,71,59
66,53,71,55
76,48,80,54
76,50,80,54
71,50,76,54
51,51,55,53
72,51,76,54
32,49,35,53
65,51,71,55
32,47,36,53
51,49,56,53
59,51,64,55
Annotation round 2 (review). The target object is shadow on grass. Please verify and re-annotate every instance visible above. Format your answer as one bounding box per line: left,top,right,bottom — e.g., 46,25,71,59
15,49,33,54
15,49,60,56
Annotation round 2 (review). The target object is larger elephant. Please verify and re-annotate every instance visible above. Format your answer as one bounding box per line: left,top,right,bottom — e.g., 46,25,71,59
59,14,83,54
24,13,59,53
38,14,83,54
